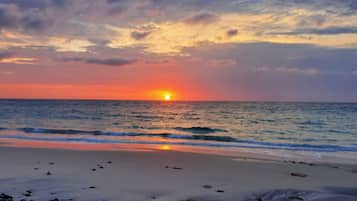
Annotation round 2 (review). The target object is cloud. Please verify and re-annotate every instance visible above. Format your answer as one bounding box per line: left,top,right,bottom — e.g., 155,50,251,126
184,13,219,25
0,0,70,10
50,0,71,8
106,0,126,4
0,52,37,64
107,9,357,55
0,6,18,29
47,37,95,52
256,66,319,76
276,26,357,35
62,57,136,66
106,0,128,15
131,31,151,40
0,5,51,32
226,29,238,37
0,31,95,53
0,51,13,59
0,71,15,75
20,14,52,31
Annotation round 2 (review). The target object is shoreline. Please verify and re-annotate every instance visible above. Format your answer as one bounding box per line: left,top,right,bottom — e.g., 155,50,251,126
1,146,357,201
1,138,357,165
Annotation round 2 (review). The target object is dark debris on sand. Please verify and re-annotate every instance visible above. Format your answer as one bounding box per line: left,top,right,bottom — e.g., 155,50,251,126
242,188,357,201
290,172,307,178
165,165,183,170
202,185,213,189
22,190,32,197
243,189,311,201
0,193,13,201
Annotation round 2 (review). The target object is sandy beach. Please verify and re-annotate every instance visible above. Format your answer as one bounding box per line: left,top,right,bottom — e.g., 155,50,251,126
1,145,357,201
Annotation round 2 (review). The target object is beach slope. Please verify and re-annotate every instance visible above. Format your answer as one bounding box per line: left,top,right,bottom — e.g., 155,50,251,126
1,147,357,201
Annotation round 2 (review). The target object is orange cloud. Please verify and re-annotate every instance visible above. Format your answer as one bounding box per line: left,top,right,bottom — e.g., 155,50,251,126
0,57,37,64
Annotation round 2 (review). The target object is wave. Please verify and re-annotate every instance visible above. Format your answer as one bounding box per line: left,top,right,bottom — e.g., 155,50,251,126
174,127,228,134
1,133,357,152
18,128,103,135
298,120,326,126
16,127,235,142
0,127,355,152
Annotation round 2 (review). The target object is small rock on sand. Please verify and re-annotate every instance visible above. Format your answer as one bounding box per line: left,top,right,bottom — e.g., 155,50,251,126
22,190,32,197
288,195,304,200
290,172,307,178
202,185,212,189
172,166,183,170
46,171,52,176
216,190,224,193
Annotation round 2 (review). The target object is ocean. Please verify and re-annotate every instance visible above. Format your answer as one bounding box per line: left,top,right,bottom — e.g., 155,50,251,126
0,100,356,155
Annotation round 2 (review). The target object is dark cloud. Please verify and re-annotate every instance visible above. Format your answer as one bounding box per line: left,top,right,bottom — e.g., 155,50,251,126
131,31,151,40
297,15,326,27
275,0,357,15
0,5,52,32
184,13,219,24
275,26,357,35
20,14,52,31
106,0,127,4
0,7,17,29
0,0,70,10
62,57,136,66
50,0,71,8
0,51,13,59
226,29,238,37
108,5,125,16
106,0,129,15
187,42,357,74
0,0,48,10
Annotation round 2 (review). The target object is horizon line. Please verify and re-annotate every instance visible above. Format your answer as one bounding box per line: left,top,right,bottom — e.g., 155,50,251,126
0,98,356,104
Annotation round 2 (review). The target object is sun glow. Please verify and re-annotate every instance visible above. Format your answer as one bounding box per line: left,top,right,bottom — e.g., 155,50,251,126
160,145,171,150
164,94,171,101
163,92,172,101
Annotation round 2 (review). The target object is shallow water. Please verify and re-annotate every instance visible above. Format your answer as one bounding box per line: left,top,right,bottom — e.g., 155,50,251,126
0,100,356,154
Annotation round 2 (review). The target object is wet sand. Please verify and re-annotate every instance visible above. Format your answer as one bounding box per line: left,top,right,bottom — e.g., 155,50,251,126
0,146,357,201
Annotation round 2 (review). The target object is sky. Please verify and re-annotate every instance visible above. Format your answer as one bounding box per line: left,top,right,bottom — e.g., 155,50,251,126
0,0,357,101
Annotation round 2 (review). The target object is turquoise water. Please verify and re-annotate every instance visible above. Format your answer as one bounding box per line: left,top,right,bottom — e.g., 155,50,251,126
0,100,356,152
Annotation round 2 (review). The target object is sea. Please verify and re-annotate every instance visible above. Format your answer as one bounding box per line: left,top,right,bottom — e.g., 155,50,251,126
0,100,356,160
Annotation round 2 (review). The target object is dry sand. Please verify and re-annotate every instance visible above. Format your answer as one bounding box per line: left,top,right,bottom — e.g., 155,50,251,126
0,146,357,201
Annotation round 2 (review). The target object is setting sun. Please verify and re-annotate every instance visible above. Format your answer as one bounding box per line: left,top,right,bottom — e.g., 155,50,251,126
164,94,172,101
160,145,171,150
